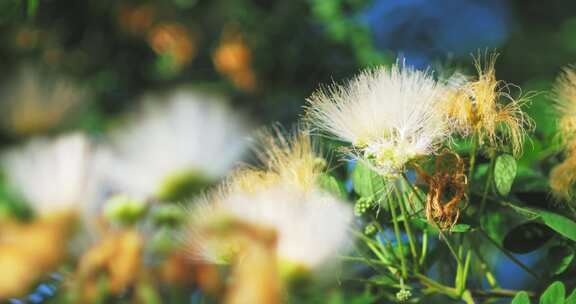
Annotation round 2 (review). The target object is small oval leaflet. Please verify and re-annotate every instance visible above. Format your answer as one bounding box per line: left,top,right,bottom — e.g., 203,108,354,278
493,154,517,196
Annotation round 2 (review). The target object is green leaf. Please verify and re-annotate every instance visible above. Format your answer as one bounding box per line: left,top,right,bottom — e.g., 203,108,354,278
503,204,576,241
538,210,576,242
566,288,576,304
503,222,553,254
512,291,530,304
450,224,472,233
351,162,386,199
493,154,517,196
409,219,471,234
548,245,575,275
539,281,565,304
319,174,348,199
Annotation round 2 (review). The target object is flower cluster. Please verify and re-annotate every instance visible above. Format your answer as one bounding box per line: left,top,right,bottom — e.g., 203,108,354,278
306,63,449,177
0,53,544,303
550,67,576,202
186,130,353,272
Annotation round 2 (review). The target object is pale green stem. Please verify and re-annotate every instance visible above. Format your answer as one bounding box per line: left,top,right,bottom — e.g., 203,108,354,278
457,249,472,293
479,228,540,280
479,154,496,217
468,133,479,183
401,173,461,264
393,181,419,273
419,229,428,266
388,196,407,279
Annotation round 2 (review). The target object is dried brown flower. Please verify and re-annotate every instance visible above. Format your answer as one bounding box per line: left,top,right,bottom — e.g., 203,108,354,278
416,151,468,230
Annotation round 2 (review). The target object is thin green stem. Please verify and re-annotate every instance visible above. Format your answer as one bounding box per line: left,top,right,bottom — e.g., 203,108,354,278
479,228,540,280
373,219,401,263
393,182,419,273
401,173,461,264
388,197,407,279
415,274,460,298
460,249,472,292
470,241,499,288
419,229,428,266
468,133,479,183
480,154,496,216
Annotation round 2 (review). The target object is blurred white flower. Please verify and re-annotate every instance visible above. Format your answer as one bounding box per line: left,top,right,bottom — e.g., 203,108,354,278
188,184,353,272
0,66,85,135
306,63,449,176
102,89,250,201
186,129,353,276
1,133,91,216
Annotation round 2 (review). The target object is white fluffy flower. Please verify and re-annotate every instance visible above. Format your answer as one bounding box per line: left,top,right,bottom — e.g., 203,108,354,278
103,89,250,200
306,63,449,176
1,133,91,216
188,184,353,271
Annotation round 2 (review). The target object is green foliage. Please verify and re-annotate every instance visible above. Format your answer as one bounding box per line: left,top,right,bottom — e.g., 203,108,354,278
503,222,553,254
493,154,517,197
537,210,576,242
548,245,574,275
319,173,348,200
3,1,576,303
512,291,530,304
351,162,386,199
540,281,565,304
513,282,576,304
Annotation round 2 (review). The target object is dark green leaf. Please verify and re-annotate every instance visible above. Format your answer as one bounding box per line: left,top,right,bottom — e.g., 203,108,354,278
548,245,574,275
493,154,517,196
538,210,576,242
503,222,553,254
566,288,576,304
539,281,565,304
512,291,530,304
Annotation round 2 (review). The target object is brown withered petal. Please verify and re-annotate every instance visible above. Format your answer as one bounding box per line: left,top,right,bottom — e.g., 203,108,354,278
77,229,144,297
415,150,468,230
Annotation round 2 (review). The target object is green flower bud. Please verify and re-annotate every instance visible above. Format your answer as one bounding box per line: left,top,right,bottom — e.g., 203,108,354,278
354,197,373,216
156,170,212,202
396,289,412,302
364,222,377,235
152,205,187,227
104,194,147,225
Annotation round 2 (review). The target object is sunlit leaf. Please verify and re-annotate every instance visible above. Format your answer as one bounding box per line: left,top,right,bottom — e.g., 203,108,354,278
493,154,517,196
351,162,386,199
539,281,565,304
538,210,576,242
511,291,530,304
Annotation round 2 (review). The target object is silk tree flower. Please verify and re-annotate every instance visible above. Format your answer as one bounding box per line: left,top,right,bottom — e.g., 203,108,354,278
0,66,86,135
305,63,449,177
102,89,250,201
0,133,92,299
1,133,91,216
442,54,533,157
186,130,353,275
550,67,576,202
231,128,325,194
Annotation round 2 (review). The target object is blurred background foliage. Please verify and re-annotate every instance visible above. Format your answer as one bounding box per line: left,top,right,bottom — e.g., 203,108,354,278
0,0,574,138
